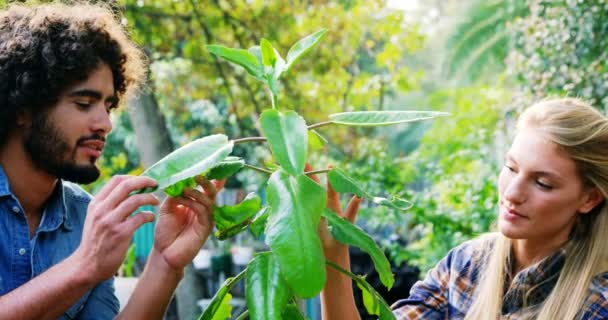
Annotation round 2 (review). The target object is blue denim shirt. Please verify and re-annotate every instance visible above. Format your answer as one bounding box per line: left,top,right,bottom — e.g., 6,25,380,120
0,166,119,319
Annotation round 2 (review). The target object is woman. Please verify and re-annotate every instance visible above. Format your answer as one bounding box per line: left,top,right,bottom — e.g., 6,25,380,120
321,98,608,319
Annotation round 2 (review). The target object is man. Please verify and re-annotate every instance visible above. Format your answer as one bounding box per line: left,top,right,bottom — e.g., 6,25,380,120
0,3,221,319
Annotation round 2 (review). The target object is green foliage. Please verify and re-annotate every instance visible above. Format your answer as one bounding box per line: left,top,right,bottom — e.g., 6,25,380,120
198,269,246,320
329,110,449,126
120,244,137,277
507,1,608,109
136,29,443,318
245,253,290,320
399,87,506,271
323,209,394,289
138,134,233,195
265,171,327,298
213,193,262,240
328,262,395,320
443,0,528,83
260,110,308,175
328,168,412,210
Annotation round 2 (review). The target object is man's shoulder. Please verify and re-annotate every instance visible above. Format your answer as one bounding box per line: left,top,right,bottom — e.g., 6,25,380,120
61,181,93,204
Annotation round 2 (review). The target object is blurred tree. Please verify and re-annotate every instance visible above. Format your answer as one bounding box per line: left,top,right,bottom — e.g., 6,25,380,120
442,0,527,84
507,0,608,110
90,0,427,318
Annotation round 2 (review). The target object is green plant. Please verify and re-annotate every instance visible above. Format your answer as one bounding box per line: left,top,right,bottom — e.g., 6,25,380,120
120,244,137,277
136,30,446,320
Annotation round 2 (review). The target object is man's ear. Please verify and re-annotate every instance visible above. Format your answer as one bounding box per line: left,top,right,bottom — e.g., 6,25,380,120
16,111,31,127
579,187,605,214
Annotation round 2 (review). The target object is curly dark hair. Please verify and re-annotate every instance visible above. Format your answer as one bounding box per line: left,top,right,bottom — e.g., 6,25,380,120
0,3,146,146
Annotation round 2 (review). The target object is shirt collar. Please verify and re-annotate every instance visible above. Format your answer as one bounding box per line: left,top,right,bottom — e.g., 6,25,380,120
502,246,567,313
38,179,72,232
0,165,12,197
0,164,72,231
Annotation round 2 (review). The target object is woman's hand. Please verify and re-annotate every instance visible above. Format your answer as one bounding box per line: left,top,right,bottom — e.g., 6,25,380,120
152,176,225,273
305,164,362,258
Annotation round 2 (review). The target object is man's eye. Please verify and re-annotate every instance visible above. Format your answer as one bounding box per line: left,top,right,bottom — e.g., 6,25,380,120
74,101,91,108
106,104,118,114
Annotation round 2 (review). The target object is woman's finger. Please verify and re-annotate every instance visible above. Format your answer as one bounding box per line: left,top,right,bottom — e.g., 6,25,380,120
305,163,320,184
326,179,342,214
344,196,362,223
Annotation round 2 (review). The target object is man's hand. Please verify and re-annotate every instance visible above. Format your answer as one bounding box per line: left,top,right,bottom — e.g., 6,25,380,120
73,175,160,284
153,176,225,273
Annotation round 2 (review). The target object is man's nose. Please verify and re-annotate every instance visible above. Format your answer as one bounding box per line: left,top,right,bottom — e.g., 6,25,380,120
90,104,112,135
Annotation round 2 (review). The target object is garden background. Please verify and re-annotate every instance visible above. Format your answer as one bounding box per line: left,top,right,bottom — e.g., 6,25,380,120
19,0,606,319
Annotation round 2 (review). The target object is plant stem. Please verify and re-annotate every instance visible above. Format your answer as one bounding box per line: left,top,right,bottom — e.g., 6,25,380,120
326,260,354,278
233,137,267,145
244,163,273,175
235,310,249,320
304,169,330,176
308,121,333,130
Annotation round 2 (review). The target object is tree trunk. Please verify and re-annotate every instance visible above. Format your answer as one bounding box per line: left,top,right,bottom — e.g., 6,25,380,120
127,88,205,320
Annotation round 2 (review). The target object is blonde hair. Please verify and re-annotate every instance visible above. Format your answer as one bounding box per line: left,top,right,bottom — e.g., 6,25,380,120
465,98,608,319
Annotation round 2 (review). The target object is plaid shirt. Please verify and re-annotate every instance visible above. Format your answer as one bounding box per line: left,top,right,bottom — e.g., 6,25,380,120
391,234,608,319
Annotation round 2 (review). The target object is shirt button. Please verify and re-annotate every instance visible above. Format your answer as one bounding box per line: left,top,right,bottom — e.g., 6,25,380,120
12,206,20,213
18,248,26,256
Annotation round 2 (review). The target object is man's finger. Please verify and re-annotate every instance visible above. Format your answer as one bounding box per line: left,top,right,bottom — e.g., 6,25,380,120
182,188,214,209
112,193,160,221
344,196,362,223
123,211,155,234
104,176,158,210
94,175,130,201
214,179,226,191
196,176,218,199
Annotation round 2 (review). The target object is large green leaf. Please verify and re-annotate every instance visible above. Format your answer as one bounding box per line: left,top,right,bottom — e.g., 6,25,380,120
245,253,290,320
207,45,264,80
328,111,449,127
214,193,262,240
249,207,269,238
282,305,308,320
139,134,233,195
286,29,328,71
355,281,395,320
206,156,244,180
323,209,394,289
265,171,326,297
198,269,247,320
326,262,396,320
260,110,307,176
211,293,232,320
308,130,328,151
328,168,412,210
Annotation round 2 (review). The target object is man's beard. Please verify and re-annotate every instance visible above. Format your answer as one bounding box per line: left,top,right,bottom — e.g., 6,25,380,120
23,115,102,184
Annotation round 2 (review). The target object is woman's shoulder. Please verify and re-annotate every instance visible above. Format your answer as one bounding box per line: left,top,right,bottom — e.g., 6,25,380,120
435,233,499,277
445,233,499,265
590,272,608,297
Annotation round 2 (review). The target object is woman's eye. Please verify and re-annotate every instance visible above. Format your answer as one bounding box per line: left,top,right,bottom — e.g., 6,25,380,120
536,180,553,190
504,165,515,172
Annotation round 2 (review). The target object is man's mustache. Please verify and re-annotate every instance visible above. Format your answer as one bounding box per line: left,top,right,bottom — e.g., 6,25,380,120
77,133,105,145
